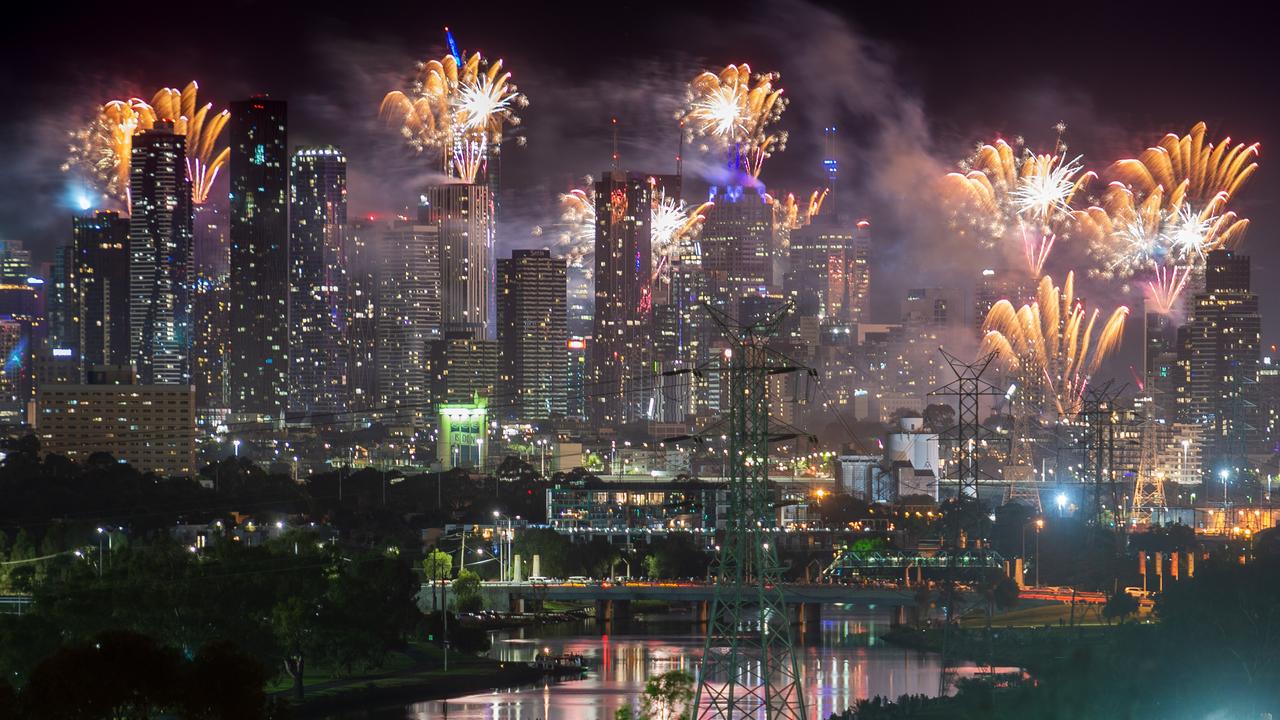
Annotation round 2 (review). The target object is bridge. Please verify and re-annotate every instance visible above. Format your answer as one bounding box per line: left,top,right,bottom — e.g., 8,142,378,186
452,580,920,627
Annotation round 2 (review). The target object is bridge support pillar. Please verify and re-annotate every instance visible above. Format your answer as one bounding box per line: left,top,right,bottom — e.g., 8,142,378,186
796,602,822,638
510,595,526,614
696,600,710,625
596,599,631,627
892,605,905,627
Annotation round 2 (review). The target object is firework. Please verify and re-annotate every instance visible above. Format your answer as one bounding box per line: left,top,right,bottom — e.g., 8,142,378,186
1147,265,1192,315
1074,185,1246,312
553,183,596,268
980,271,1129,416
381,51,526,183
651,190,711,260
681,64,787,178
941,135,1093,277
1109,121,1258,207
64,81,230,206
65,98,157,204
769,189,827,251
1078,122,1257,289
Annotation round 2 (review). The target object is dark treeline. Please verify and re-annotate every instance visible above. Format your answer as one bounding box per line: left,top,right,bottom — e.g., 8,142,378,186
837,553,1280,719
0,528,421,717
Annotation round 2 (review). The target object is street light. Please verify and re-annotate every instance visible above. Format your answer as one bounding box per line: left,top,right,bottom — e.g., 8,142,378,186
1055,493,1068,518
233,439,241,457
96,527,105,578
1220,468,1230,509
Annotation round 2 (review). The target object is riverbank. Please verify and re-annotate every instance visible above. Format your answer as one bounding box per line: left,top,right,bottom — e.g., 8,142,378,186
287,655,546,718
882,620,1134,674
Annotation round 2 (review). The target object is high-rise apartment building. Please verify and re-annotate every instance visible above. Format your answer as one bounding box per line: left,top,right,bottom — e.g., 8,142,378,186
345,219,379,413
289,146,348,416
74,211,130,370
700,184,772,305
128,123,193,385
496,249,567,421
419,184,493,339
375,222,441,427
192,204,229,412
229,97,288,419
590,170,664,425
1184,249,1261,471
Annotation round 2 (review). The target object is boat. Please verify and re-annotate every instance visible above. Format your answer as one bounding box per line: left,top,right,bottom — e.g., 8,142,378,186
530,651,588,677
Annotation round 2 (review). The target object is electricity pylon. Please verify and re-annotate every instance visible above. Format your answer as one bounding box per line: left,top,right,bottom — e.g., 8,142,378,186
1130,418,1166,525
692,301,807,720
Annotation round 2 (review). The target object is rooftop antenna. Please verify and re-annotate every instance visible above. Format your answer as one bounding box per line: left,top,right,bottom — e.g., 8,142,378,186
823,126,839,219
611,117,619,173
676,119,684,177
445,27,462,64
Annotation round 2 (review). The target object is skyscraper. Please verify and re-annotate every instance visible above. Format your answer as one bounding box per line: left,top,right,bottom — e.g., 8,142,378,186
1185,249,1260,472
229,97,288,419
419,184,493,339
289,146,348,417
345,219,379,413
785,217,871,325
590,170,661,425
701,184,773,307
48,243,77,354
73,210,130,370
496,249,567,421
128,123,193,385
376,222,441,428
192,204,229,413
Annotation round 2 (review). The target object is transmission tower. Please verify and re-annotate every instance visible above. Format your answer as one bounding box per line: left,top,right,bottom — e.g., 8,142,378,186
1003,386,1044,513
1078,382,1127,526
930,350,1003,503
691,302,807,720
928,349,1002,695
1130,417,1167,526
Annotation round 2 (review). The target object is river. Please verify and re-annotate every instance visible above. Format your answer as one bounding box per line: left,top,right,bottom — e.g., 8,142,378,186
340,605,981,719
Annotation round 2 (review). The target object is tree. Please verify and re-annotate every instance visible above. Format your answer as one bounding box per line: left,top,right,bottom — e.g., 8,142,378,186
271,596,315,701
423,548,454,611
922,403,955,433
181,641,270,720
19,629,183,719
513,528,574,578
452,568,484,613
616,670,695,720
1102,590,1139,624
642,533,711,580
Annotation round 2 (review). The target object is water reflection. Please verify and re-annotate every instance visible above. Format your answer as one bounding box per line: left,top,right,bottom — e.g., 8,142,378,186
354,606,976,720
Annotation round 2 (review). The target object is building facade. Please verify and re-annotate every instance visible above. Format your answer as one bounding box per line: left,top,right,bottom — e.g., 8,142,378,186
419,184,493,339
74,211,130,372
288,146,348,417
36,379,196,476
496,249,567,421
128,124,193,385
375,222,440,427
229,97,288,419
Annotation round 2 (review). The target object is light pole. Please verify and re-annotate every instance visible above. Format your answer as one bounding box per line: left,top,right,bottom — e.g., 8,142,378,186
1055,493,1068,518
95,527,105,578
1034,518,1044,587
492,510,503,581
1180,439,1189,485
1220,468,1230,509
233,439,241,457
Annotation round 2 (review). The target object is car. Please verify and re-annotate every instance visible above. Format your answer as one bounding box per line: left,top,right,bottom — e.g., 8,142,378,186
566,576,591,584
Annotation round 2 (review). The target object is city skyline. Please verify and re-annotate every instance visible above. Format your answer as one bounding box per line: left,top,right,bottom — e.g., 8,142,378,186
2,1,1278,367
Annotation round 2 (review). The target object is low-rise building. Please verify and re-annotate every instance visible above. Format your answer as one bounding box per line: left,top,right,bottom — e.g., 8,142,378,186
35,367,195,476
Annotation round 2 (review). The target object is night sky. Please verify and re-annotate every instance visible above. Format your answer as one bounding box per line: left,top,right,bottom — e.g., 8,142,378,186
2,0,1277,375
